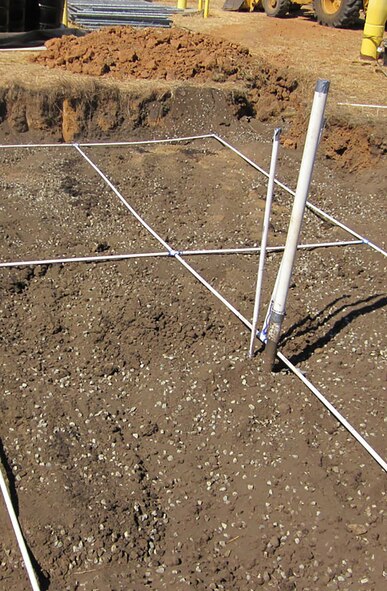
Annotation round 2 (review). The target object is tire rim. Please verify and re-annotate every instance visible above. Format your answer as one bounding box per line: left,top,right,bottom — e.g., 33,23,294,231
321,0,342,14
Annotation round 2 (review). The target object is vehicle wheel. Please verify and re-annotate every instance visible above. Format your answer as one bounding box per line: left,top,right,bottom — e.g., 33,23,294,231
313,0,362,28
289,2,302,12
262,0,291,17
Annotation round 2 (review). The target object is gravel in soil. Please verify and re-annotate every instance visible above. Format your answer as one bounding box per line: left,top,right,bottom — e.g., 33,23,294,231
0,135,385,591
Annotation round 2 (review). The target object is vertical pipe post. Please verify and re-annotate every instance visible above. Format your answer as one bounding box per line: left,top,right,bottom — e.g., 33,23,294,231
264,79,330,371
198,0,203,10
249,127,281,358
177,0,187,9
204,0,210,17
62,0,68,27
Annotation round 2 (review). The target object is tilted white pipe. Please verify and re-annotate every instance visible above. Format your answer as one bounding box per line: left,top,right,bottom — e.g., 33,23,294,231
264,80,330,369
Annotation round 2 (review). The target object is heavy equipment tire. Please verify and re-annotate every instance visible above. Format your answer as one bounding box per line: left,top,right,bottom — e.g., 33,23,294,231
262,0,291,17
289,2,302,12
313,0,362,27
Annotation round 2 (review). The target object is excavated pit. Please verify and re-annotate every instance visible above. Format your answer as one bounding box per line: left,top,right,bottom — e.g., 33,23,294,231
0,25,385,169
0,26,386,591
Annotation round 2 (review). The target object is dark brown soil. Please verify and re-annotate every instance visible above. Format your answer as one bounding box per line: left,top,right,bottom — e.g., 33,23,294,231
0,130,386,591
0,19,386,591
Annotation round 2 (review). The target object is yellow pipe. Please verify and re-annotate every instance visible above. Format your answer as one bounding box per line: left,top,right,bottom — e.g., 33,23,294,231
198,0,203,10
204,0,210,17
62,0,68,27
177,0,187,9
360,0,387,60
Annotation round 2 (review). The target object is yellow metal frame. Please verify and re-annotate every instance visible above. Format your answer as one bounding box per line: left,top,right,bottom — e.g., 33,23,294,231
360,0,387,59
62,0,68,26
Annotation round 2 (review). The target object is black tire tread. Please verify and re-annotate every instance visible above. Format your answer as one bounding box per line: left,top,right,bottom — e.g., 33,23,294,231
262,0,291,17
313,0,362,28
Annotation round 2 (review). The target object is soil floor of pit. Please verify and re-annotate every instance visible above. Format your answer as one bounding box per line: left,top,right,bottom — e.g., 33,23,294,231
0,7,386,591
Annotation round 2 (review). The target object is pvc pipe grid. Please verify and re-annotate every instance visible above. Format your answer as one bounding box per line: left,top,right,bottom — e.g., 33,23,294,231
0,134,386,591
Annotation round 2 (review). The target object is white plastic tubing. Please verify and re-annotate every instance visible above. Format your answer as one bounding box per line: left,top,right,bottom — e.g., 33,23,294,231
0,467,41,591
211,135,387,257
74,145,386,474
265,80,330,368
249,127,281,358
274,81,329,318
0,241,363,271
0,133,384,256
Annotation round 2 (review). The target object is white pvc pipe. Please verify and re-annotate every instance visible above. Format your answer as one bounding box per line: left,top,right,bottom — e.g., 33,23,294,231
74,145,173,253
79,134,215,147
337,102,387,109
78,147,386,472
0,47,46,52
179,240,363,256
0,467,41,591
0,251,169,269
249,128,281,358
264,80,330,368
212,134,386,257
272,81,330,317
0,241,364,271
175,253,248,326
0,134,215,150
276,350,387,472
304,201,387,257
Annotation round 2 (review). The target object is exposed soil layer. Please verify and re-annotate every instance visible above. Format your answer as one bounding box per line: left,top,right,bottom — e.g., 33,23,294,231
0,26,376,169
0,80,265,143
0,78,384,172
29,26,300,136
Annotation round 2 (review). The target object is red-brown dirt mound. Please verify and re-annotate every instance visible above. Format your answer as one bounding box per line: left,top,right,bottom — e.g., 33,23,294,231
32,26,295,97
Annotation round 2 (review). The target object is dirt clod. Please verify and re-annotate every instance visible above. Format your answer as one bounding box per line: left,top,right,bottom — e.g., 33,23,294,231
34,27,256,84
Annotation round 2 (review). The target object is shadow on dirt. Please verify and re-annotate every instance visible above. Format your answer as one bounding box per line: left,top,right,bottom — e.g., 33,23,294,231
281,292,386,366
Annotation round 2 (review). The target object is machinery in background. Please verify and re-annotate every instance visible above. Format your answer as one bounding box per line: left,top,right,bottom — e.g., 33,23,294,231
360,0,387,59
223,0,367,28
0,0,65,32
223,0,386,60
